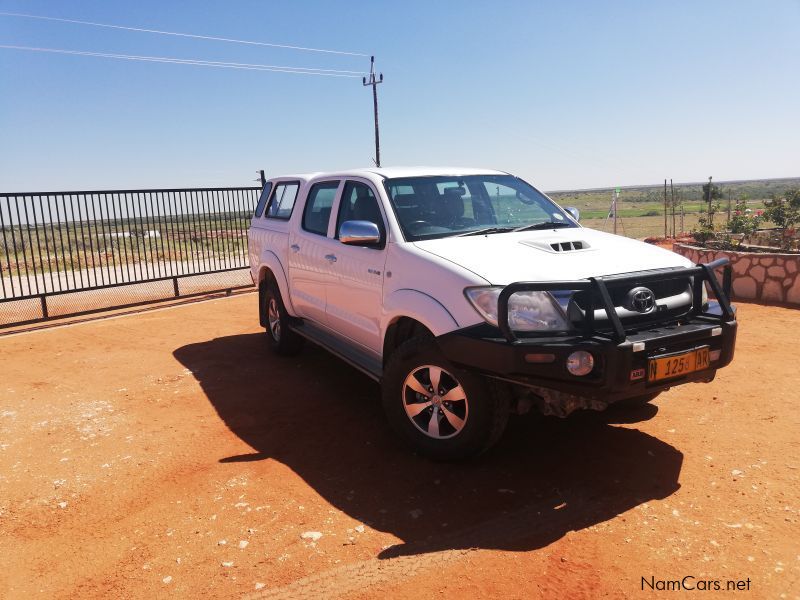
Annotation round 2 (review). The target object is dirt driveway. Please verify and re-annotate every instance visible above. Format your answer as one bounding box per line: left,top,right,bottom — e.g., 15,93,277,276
1,295,798,598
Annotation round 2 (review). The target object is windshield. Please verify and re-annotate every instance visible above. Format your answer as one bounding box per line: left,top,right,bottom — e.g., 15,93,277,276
384,174,577,241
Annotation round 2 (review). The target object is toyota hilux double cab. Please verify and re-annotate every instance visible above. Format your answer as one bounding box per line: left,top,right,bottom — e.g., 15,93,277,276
248,167,737,459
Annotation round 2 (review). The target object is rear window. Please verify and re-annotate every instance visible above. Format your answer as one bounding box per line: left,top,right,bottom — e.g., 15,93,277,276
266,182,299,219
253,182,273,218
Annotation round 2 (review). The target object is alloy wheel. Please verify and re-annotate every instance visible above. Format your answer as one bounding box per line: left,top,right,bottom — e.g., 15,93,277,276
267,298,281,341
402,364,469,439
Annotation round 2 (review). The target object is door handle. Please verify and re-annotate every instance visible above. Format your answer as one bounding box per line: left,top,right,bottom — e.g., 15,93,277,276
290,244,300,253
324,254,337,263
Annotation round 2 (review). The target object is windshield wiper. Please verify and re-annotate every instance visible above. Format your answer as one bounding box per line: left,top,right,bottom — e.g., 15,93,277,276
455,226,516,237
512,221,574,232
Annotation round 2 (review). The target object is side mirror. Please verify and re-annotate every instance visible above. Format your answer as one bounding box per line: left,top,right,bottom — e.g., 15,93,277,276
339,220,382,246
564,206,580,222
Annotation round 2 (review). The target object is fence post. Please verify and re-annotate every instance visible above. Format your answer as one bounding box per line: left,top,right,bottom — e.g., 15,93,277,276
40,295,48,319
173,276,180,298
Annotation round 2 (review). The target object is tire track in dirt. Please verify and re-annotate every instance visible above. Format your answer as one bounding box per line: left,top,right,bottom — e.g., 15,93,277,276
247,493,592,599
246,548,476,600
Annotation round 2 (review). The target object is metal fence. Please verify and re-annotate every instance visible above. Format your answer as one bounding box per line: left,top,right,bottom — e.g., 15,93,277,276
0,186,260,327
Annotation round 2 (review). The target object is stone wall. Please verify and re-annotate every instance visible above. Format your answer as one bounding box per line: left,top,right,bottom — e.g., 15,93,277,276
672,243,800,305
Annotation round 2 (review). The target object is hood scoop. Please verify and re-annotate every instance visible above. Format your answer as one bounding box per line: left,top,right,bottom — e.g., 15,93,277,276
520,239,592,253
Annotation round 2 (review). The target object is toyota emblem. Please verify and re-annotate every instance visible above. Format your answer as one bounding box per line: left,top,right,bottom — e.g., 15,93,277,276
626,287,656,313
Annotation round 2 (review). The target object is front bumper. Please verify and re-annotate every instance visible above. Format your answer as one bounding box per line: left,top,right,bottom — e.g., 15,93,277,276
436,258,738,410
438,315,737,404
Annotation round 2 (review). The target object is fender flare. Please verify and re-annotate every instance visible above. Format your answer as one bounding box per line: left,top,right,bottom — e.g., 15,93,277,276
257,250,297,316
381,289,459,340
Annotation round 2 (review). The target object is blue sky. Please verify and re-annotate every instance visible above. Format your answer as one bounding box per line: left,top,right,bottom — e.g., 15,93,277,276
1,0,798,192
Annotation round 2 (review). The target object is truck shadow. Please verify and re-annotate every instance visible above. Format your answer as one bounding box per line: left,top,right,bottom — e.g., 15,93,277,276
173,333,683,558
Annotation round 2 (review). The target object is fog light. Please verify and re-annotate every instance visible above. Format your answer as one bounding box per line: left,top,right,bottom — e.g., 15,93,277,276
566,351,594,376
710,349,721,361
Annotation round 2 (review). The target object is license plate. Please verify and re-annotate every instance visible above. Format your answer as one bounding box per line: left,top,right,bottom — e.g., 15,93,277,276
648,347,710,382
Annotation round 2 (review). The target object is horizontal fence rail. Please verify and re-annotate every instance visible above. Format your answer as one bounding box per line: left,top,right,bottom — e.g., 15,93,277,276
0,186,260,327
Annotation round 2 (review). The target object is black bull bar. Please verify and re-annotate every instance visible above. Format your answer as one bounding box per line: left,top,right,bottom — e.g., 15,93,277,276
497,258,735,344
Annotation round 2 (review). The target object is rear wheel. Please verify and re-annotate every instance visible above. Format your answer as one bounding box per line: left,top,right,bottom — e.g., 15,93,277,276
261,278,304,356
382,337,509,460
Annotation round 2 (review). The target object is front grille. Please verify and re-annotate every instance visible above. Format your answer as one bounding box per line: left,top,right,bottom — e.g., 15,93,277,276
572,277,689,311
568,275,693,330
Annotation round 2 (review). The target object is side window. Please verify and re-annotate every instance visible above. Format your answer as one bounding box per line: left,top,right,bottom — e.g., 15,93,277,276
253,183,273,218
336,181,385,238
266,182,299,219
302,181,339,236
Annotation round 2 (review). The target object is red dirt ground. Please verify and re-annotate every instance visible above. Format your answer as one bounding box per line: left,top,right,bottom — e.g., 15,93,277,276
0,295,798,598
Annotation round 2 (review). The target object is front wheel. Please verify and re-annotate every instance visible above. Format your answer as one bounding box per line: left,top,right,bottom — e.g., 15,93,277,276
382,337,509,460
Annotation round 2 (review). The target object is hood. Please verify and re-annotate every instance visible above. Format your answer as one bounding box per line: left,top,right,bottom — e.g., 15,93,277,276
413,228,692,285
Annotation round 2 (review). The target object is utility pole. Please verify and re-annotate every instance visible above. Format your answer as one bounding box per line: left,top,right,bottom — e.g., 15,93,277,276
706,175,713,227
607,188,620,235
362,56,384,168
664,179,668,238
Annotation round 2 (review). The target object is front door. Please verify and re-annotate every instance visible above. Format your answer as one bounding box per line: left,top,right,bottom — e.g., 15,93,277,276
323,179,388,354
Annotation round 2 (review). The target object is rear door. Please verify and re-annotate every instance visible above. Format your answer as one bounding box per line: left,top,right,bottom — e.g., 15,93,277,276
287,180,342,324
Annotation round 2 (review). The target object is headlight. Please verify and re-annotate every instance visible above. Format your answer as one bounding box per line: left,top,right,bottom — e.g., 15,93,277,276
465,287,571,332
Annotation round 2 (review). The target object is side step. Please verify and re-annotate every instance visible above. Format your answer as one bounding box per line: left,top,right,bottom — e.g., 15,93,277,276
289,321,383,381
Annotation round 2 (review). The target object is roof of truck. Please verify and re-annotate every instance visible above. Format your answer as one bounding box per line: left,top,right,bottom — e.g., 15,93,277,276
269,166,509,182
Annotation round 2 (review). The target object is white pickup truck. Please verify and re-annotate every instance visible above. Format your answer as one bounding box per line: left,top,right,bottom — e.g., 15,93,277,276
248,167,737,459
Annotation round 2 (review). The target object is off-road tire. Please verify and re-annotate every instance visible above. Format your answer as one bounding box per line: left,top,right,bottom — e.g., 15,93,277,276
381,336,509,460
261,278,304,356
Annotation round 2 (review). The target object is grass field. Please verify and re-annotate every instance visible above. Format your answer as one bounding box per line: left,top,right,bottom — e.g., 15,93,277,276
582,214,702,239
547,176,800,238
547,176,800,211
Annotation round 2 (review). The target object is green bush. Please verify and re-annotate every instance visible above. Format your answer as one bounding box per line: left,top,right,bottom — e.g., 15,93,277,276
763,189,800,249
726,199,762,236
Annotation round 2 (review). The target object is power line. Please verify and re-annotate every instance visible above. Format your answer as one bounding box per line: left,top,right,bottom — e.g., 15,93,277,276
0,11,369,57
0,45,364,77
